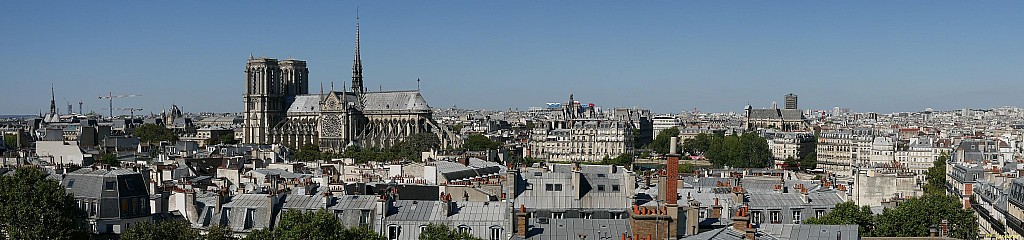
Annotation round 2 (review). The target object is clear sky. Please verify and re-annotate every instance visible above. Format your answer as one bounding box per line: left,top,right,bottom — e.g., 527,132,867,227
2,1,1024,115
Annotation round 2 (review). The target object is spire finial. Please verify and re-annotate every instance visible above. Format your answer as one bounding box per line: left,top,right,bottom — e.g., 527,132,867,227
49,83,56,115
351,8,364,94
249,53,254,60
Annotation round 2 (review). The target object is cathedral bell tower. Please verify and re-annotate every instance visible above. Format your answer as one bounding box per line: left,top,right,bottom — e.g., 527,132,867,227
243,55,284,144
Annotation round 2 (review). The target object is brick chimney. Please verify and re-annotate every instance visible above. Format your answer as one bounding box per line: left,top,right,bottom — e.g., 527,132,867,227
665,137,680,205
744,222,757,240
731,205,750,232
710,197,723,219
516,204,529,238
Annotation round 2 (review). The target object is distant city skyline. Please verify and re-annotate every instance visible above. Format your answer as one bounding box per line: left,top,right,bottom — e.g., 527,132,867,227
3,1,1023,115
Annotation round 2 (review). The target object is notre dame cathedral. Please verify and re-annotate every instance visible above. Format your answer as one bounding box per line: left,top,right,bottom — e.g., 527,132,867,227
242,18,457,152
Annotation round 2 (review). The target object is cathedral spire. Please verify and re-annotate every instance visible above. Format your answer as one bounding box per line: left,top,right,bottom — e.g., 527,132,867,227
49,83,56,115
351,9,364,94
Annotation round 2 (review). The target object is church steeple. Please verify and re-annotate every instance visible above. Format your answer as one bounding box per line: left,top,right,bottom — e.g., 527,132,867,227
49,84,56,115
351,9,365,94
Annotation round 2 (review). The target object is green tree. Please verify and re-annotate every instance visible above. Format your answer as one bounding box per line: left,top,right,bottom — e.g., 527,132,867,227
924,152,950,196
418,223,482,240
804,201,875,235
872,194,978,240
463,134,500,151
704,133,771,168
99,152,121,167
0,167,89,240
650,127,680,154
681,133,713,155
205,224,234,240
134,123,178,143
783,156,799,171
678,163,694,174
244,209,384,240
295,144,324,162
3,133,18,150
121,220,201,240
599,153,633,166
800,151,817,170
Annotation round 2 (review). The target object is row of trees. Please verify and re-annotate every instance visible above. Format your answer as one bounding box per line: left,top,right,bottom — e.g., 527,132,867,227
805,152,978,239
683,132,773,168
292,133,443,163
121,209,481,240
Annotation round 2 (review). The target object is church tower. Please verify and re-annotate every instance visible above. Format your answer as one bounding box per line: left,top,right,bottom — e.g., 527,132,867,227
243,55,284,144
351,13,365,94
280,59,309,97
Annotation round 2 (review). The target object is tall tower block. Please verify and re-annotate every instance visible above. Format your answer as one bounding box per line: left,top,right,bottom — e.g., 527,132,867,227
784,93,798,110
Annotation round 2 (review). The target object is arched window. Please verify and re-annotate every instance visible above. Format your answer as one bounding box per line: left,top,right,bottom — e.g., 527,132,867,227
458,225,471,234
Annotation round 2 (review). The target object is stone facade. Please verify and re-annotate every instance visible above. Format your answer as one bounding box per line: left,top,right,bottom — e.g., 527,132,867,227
242,21,457,152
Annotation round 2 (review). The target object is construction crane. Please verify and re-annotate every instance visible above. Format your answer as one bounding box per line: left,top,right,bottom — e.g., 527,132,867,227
98,92,141,118
103,107,143,118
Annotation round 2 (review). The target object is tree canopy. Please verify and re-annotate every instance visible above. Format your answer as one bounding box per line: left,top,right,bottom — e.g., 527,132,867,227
599,153,633,166
804,201,874,234
133,123,178,143
3,133,18,150
418,223,482,240
872,194,978,239
244,209,383,240
650,127,680,154
805,152,978,240
924,152,950,196
121,220,203,240
339,133,443,163
0,167,89,240
463,134,500,151
702,133,773,168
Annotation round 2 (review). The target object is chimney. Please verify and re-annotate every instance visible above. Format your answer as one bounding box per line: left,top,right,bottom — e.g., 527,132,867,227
711,197,723,219
322,192,335,208
744,222,757,240
732,186,745,204
685,200,699,236
441,193,455,216
216,189,226,213
665,137,680,205
459,156,469,166
731,205,749,232
516,204,529,238
572,168,584,200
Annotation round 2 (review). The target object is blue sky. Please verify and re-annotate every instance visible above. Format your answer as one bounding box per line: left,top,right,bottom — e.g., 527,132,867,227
2,1,1023,115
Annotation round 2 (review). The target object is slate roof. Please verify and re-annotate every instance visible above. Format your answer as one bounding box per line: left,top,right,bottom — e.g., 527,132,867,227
434,158,505,182
361,91,431,112
682,224,858,240
515,168,631,210
62,168,147,199
757,224,858,240
386,200,506,225
748,109,805,121
521,218,632,240
285,90,430,114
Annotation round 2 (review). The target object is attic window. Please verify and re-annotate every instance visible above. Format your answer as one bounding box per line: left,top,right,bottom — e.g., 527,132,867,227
533,172,542,176
67,180,75,188
104,181,115,191
597,174,606,177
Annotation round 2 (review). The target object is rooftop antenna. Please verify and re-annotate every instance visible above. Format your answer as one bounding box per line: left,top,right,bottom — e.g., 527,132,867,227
78,101,83,114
